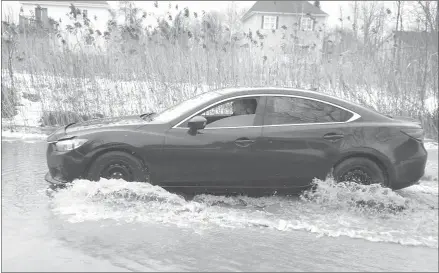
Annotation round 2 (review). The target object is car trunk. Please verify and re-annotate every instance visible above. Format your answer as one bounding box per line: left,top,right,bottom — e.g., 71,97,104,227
386,115,423,126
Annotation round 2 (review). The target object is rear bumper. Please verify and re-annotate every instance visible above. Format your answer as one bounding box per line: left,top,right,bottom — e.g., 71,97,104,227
391,151,428,190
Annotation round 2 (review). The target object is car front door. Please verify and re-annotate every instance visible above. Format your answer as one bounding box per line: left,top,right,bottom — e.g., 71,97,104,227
159,95,265,194
253,95,357,190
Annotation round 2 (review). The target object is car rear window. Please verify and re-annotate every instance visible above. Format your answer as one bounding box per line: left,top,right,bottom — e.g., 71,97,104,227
264,96,354,125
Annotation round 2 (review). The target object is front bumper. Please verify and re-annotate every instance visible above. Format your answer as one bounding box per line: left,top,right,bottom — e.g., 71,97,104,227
46,141,89,185
45,172,71,186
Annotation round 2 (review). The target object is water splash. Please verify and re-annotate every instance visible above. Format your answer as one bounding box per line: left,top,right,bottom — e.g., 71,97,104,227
50,177,438,248
301,178,409,214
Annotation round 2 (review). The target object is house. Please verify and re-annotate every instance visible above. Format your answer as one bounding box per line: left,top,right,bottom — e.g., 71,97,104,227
18,1,110,51
241,1,328,61
387,31,437,55
379,30,437,65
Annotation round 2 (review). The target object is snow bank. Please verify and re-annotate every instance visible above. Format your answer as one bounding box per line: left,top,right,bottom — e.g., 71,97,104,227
1,71,211,127
2,130,48,141
424,141,438,150
1,70,437,130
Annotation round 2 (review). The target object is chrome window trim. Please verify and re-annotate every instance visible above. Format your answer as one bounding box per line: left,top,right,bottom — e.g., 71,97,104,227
172,93,362,129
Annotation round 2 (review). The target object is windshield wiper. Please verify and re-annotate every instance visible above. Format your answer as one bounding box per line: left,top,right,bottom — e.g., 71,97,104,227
140,112,155,121
64,122,76,133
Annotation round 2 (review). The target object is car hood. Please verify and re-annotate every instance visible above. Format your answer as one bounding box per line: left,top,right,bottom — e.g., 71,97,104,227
47,114,152,142
68,115,148,132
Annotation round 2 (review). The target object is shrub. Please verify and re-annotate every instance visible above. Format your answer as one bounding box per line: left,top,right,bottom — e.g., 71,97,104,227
22,92,41,102
39,110,105,126
40,110,82,126
1,84,18,118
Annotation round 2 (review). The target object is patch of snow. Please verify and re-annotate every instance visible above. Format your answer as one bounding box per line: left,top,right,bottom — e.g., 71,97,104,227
425,96,438,114
1,130,48,141
2,97,43,127
1,70,437,131
424,141,438,150
1,71,211,121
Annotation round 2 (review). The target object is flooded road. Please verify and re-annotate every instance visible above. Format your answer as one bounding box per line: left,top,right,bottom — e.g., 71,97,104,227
2,139,438,272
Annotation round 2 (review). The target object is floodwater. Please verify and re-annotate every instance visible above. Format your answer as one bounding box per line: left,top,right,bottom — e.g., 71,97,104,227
1,139,438,272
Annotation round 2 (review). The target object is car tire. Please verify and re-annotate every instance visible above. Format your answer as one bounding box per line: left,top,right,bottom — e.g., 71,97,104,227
333,157,388,186
87,151,149,182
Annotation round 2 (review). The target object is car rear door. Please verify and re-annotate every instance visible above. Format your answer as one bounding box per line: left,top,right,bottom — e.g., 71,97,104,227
159,95,265,194
253,95,357,190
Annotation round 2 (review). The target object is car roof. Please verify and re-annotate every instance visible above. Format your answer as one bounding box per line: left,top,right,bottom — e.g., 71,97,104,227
214,87,342,100
212,87,388,121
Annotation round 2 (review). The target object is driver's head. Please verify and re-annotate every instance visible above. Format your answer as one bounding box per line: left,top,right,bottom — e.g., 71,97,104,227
232,99,257,115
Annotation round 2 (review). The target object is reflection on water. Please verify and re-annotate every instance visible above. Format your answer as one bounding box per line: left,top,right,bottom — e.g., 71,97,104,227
2,140,438,272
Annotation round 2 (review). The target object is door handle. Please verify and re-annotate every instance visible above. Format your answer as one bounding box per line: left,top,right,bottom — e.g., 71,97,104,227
234,138,255,147
323,133,344,141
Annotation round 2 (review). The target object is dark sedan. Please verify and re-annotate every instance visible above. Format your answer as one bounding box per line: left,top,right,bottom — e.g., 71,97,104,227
45,87,427,195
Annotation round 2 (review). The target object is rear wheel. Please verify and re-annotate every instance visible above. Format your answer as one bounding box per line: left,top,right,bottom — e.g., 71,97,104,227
87,151,149,182
333,157,388,186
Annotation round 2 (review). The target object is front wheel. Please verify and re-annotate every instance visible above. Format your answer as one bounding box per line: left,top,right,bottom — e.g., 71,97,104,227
333,157,388,186
87,151,149,182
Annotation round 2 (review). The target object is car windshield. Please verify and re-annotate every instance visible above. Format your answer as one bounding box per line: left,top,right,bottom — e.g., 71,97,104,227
150,91,220,123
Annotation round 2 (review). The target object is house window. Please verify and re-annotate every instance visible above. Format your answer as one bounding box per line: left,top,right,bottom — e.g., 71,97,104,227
262,15,277,30
35,7,48,22
301,17,313,31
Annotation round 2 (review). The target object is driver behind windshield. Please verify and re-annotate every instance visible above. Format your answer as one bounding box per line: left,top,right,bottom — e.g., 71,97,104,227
232,99,257,116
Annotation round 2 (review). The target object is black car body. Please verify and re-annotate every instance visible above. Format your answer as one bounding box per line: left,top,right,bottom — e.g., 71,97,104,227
45,87,428,194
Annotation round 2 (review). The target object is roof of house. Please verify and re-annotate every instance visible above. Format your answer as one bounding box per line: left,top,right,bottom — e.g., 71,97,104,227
19,1,110,8
242,1,328,21
65,1,109,5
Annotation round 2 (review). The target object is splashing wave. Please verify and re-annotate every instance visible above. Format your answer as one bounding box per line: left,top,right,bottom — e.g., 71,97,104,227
50,177,438,248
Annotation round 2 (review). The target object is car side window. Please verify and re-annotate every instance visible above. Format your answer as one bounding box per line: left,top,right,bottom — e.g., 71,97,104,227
179,96,262,128
264,96,353,125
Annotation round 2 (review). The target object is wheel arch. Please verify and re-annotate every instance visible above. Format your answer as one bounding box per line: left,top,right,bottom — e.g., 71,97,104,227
332,150,395,187
83,145,149,178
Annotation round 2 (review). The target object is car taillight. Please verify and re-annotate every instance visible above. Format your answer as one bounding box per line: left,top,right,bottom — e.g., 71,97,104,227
401,128,424,142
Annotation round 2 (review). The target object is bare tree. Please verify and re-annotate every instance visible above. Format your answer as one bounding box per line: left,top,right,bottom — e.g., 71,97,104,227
360,1,378,47
351,1,359,39
202,10,225,45
393,1,405,66
339,6,344,29
417,1,438,50
416,1,438,118
357,1,390,55
2,22,18,88
1,12,19,119
224,1,245,43
314,1,321,9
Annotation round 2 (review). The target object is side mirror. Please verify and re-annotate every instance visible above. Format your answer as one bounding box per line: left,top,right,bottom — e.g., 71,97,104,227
188,116,207,132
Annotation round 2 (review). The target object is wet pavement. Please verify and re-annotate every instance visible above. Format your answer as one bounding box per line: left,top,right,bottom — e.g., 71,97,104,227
1,139,438,272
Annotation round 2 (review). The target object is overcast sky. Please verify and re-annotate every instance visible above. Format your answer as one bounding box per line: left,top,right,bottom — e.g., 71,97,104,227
1,1,401,30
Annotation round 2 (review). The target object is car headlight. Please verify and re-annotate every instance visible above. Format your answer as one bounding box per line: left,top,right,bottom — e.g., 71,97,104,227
55,138,88,152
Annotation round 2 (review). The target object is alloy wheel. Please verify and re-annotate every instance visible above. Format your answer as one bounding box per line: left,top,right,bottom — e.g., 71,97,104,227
341,168,374,185
101,163,134,181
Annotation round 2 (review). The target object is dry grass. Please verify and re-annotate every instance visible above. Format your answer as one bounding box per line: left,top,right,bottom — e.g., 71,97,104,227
1,23,437,139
